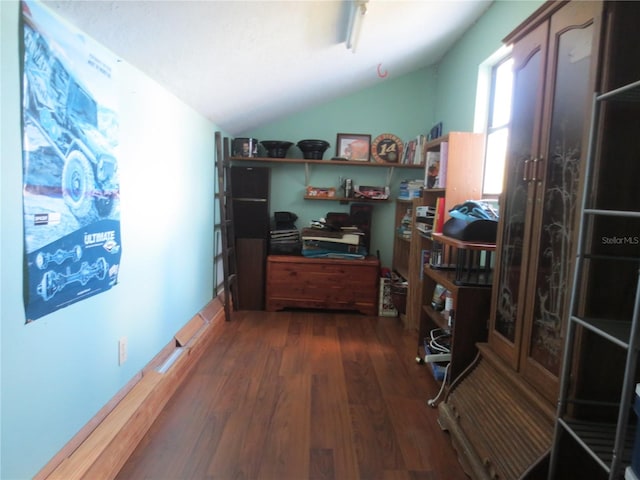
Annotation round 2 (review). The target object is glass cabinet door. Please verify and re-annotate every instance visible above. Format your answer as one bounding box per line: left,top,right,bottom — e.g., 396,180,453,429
488,22,547,369
519,3,599,402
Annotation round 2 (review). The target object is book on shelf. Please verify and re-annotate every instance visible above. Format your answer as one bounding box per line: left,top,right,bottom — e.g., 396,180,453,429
433,197,446,234
416,222,433,236
402,140,416,165
398,179,423,199
414,134,426,165
438,141,448,188
424,151,441,188
415,205,436,223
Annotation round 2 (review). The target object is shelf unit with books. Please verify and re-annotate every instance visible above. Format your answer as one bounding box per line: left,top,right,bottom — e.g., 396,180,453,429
419,234,494,387
422,132,485,223
392,132,485,332
392,198,419,282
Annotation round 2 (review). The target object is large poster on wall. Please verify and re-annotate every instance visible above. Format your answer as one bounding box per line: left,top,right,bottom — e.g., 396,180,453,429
21,0,122,322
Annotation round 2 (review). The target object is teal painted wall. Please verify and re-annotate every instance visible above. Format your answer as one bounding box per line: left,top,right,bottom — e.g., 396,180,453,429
242,67,437,267
1,2,218,478
242,0,543,268
0,1,545,478
435,0,544,132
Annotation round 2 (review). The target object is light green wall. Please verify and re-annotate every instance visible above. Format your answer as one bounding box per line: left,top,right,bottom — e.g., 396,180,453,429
247,66,438,142
435,0,544,132
242,67,437,267
243,0,543,268
0,1,546,477
1,2,219,478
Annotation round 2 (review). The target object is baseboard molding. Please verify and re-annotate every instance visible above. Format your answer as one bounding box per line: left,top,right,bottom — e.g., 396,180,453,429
35,296,225,480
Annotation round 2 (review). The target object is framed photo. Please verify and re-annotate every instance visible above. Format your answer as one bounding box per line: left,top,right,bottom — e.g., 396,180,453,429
336,133,371,161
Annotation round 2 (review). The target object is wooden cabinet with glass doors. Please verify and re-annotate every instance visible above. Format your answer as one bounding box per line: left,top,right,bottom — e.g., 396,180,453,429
437,2,605,479
489,0,603,404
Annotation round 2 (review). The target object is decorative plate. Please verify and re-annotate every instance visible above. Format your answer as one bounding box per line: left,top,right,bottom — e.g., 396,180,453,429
371,133,403,163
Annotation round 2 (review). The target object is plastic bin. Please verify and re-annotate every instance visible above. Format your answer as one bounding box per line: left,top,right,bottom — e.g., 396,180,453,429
390,281,407,315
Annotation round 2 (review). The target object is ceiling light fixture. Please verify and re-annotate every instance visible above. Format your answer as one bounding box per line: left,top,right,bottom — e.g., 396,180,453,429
346,0,368,53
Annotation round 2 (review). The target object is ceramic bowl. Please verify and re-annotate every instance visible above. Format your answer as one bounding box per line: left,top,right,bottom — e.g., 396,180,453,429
297,139,330,160
260,140,293,158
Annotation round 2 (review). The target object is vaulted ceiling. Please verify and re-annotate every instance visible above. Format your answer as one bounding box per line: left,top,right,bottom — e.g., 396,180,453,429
43,1,492,135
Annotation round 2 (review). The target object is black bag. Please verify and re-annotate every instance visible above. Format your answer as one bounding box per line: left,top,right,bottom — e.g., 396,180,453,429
442,201,498,243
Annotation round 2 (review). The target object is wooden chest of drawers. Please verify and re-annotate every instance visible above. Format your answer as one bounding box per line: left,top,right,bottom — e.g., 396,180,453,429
266,255,380,315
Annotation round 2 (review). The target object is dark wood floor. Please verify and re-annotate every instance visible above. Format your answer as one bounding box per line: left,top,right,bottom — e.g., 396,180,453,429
116,310,468,480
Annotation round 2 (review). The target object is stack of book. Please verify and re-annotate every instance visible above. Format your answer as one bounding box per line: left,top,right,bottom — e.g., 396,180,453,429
270,228,301,255
301,226,367,259
397,208,413,239
415,205,436,235
398,179,423,199
414,198,446,238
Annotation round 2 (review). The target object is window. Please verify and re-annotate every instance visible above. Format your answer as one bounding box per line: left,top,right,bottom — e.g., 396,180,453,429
475,47,514,196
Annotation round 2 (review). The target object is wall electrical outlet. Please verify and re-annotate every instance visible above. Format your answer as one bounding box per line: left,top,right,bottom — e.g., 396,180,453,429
118,337,127,365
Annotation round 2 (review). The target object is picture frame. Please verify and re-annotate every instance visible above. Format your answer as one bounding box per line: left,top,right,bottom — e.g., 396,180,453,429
336,133,371,162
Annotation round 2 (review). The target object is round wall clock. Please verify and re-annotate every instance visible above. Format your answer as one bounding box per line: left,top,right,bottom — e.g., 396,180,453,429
371,133,403,163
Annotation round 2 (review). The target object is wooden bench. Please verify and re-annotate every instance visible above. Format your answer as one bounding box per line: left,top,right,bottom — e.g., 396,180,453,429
265,255,380,315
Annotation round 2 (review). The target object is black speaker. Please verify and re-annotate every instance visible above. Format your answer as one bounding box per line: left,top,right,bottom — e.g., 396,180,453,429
350,203,373,252
233,199,269,238
230,166,270,239
236,238,266,310
230,166,269,199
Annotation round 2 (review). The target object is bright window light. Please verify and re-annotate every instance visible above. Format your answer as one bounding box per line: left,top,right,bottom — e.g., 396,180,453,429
482,56,514,196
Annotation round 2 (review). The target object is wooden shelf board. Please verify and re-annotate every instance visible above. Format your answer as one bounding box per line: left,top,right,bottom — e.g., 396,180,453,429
394,265,409,280
231,156,424,168
423,304,449,330
303,195,390,203
432,233,496,251
424,267,459,292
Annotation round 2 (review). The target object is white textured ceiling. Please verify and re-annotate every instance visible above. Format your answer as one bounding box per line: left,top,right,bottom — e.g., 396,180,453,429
43,0,492,135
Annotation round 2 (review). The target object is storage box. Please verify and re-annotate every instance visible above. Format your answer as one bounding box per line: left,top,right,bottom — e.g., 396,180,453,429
378,277,398,317
390,281,407,314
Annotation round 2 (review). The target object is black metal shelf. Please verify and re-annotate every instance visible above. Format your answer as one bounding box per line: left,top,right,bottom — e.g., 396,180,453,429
597,79,640,102
559,418,635,473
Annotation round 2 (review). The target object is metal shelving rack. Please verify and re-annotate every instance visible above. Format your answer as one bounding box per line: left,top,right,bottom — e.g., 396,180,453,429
549,80,640,479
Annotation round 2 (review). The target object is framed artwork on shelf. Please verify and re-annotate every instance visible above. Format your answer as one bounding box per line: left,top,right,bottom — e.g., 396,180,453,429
336,133,371,161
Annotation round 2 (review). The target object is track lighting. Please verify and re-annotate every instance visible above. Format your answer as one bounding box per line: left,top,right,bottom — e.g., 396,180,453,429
346,0,368,53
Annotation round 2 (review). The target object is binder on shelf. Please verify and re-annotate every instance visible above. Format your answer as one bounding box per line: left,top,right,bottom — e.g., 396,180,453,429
438,141,448,188
433,197,446,234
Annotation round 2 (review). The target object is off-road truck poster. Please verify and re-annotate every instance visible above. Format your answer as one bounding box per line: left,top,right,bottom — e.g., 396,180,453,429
21,1,121,322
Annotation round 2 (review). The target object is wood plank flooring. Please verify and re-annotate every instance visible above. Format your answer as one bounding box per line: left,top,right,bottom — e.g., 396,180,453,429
116,310,468,480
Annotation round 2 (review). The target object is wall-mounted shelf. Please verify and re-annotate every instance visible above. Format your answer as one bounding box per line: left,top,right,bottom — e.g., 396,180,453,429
231,156,424,188
303,195,390,204
230,156,425,168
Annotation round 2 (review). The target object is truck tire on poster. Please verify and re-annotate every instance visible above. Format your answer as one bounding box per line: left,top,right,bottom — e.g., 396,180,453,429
62,149,95,219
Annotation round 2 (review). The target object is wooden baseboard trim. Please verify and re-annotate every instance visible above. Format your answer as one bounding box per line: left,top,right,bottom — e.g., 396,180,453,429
36,297,225,480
